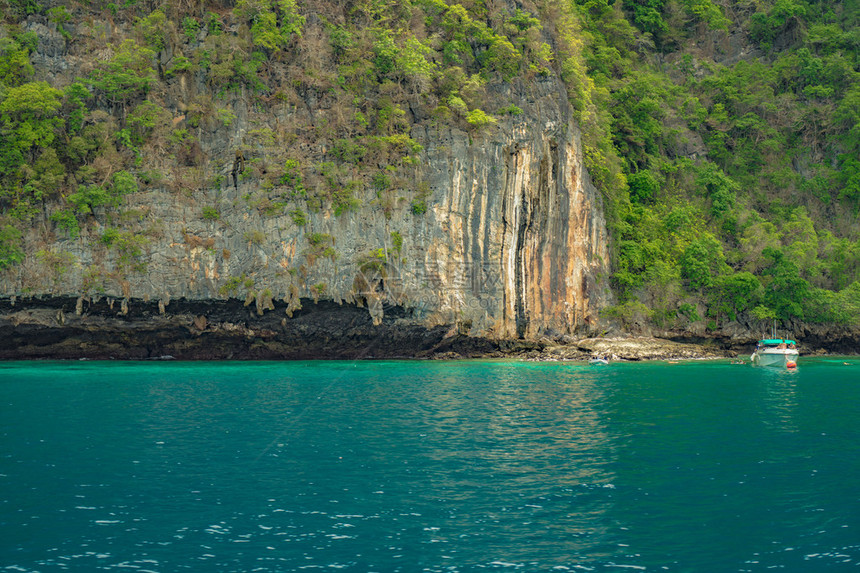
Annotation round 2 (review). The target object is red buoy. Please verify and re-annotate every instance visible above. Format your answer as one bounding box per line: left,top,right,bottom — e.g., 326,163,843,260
786,361,797,369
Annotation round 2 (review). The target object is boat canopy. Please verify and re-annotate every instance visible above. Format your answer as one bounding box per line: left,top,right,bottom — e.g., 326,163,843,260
759,339,796,345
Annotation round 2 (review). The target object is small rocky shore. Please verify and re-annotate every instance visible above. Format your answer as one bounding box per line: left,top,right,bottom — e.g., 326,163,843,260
1,297,855,361
539,337,733,361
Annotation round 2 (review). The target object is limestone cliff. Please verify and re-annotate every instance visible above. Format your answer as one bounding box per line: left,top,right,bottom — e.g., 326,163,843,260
0,1,611,356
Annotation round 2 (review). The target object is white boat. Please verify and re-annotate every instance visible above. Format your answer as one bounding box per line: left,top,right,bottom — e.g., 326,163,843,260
589,357,609,365
750,338,799,367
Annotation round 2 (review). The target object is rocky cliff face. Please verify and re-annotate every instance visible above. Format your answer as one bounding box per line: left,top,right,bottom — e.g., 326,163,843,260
1,89,610,336
0,4,611,356
401,79,611,339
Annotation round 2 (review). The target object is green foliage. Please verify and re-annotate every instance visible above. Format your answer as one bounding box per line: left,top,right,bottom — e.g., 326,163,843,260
683,0,729,31
8,0,41,16
622,0,668,37
332,180,361,215
219,273,251,297
62,83,90,135
65,171,137,217
760,247,810,320
680,234,726,289
371,171,390,191
447,95,468,115
206,12,224,35
112,171,138,196
181,16,200,43
306,232,337,262
0,81,64,149
627,170,659,204
49,209,80,237
602,300,654,328
834,282,860,326
111,231,148,273
372,30,398,77
482,36,521,81
398,37,437,83
499,104,523,116
67,184,111,214
289,208,307,226
710,272,763,321
307,232,332,247
274,0,305,38
750,304,777,322
377,134,423,158
126,100,165,143
696,163,738,218
0,36,35,86
332,138,367,165
165,56,193,77
0,82,68,214
89,40,156,103
202,206,220,220
280,159,305,195
135,9,167,51
375,100,408,134
236,0,304,53
100,227,122,246
749,0,807,48
251,11,285,51
0,224,24,269
216,108,236,126
358,247,388,274
321,247,337,260
465,109,497,129
678,302,700,322
390,230,403,252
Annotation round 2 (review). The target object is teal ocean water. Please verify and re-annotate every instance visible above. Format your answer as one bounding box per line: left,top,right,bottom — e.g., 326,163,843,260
2,358,860,572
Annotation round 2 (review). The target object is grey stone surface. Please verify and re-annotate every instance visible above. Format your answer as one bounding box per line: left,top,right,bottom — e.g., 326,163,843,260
1,68,612,342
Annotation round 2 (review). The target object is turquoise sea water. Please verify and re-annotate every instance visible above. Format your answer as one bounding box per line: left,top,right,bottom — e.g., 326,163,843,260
2,358,860,572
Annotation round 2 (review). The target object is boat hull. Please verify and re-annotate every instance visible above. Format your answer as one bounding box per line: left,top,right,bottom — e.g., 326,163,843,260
750,349,799,367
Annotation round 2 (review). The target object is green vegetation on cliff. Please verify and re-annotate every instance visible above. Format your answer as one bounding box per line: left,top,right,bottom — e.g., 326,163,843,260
568,0,860,330
0,0,858,333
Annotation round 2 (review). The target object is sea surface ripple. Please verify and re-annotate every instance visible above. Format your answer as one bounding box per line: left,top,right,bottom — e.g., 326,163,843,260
1,358,859,571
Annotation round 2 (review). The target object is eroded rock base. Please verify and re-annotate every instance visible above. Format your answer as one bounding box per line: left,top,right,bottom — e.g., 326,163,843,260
0,297,538,360
3,297,857,361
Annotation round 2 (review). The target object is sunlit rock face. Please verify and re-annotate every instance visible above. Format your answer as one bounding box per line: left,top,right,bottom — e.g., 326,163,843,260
0,67,609,344
413,97,611,339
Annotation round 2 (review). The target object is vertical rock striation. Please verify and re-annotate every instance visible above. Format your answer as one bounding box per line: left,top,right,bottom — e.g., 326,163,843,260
413,81,610,338
0,50,609,348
